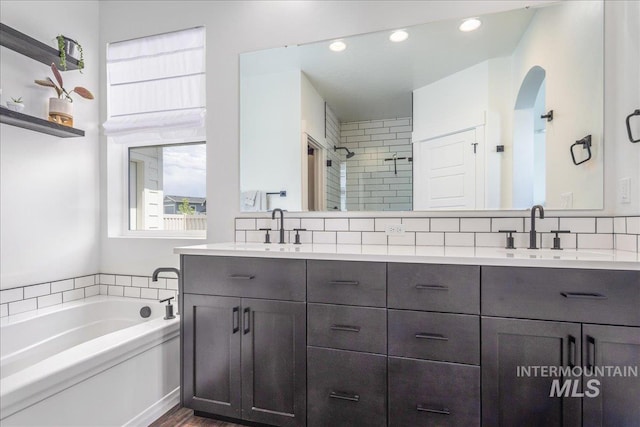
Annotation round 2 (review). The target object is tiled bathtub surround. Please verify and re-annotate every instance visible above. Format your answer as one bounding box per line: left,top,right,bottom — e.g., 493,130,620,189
235,215,640,253
0,274,178,318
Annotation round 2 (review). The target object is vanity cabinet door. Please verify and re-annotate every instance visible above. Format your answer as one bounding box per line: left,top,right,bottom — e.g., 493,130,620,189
582,324,640,427
482,317,582,427
241,298,306,427
182,294,242,418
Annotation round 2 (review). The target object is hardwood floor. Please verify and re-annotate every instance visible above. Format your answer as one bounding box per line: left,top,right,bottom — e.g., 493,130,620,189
150,405,243,427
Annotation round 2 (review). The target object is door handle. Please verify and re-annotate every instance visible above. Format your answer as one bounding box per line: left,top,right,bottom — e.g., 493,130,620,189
415,284,448,291
587,335,596,371
243,307,250,334
229,274,255,280
568,335,577,368
328,280,359,286
232,306,240,334
561,292,607,300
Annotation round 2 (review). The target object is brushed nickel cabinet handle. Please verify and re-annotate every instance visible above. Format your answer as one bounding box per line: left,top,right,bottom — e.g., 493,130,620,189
330,324,361,333
415,284,448,291
328,280,359,286
329,391,360,402
415,333,448,341
561,292,607,299
229,274,255,280
416,404,450,415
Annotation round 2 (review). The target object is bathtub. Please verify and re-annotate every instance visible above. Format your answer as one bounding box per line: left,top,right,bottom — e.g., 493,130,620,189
0,296,180,426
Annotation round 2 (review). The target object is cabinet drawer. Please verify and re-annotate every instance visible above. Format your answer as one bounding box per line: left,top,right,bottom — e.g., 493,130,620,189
307,347,386,427
307,260,386,307
482,267,640,325
389,357,480,427
182,255,306,301
308,304,386,354
388,310,479,365
388,263,479,314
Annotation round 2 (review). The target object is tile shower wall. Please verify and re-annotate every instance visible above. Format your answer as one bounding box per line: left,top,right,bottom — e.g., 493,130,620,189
235,215,640,252
325,105,342,210
0,273,178,318
341,118,413,211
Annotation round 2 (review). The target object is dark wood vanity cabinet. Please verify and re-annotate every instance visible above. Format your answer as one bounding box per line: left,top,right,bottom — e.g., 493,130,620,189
181,254,638,427
181,256,307,427
482,267,640,427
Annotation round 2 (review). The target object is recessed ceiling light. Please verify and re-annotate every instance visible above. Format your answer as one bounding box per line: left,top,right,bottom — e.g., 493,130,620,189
459,18,482,32
329,40,346,52
389,30,409,42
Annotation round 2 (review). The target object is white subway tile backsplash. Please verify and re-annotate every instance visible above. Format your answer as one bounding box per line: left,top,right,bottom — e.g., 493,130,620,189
475,233,505,248
38,292,63,309
9,298,37,315
256,218,277,230
460,218,491,233
431,218,459,232
627,217,640,234
349,218,374,231
388,232,416,246
577,234,614,249
523,217,559,233
445,233,475,247
246,230,266,243
614,217,627,234
313,231,337,244
75,275,95,288
596,217,614,234
149,278,167,289
63,288,84,302
541,232,577,250
24,283,50,299
559,218,596,234
284,218,301,230
235,218,256,230
1,303,9,317
375,218,401,231
325,218,349,231
159,289,177,301
416,232,445,246
141,288,159,300
85,285,100,298
362,232,387,245
337,232,362,245
301,218,324,231
107,286,124,297
115,275,132,287
166,278,179,290
615,234,638,252
402,218,430,232
99,285,109,295
235,231,246,243
492,218,524,233
132,276,149,288
98,275,115,286
52,279,74,293
1,287,23,304
124,287,141,298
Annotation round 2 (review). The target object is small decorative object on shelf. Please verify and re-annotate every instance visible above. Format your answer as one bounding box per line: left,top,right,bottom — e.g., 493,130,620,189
56,35,84,72
34,63,93,127
6,97,25,112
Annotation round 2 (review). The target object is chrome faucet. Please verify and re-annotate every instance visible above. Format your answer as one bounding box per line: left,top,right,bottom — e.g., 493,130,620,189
152,267,180,282
271,208,286,244
529,205,545,249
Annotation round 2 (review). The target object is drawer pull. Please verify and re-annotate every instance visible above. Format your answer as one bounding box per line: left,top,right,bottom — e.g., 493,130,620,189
329,391,360,402
415,333,449,341
568,335,576,368
416,405,450,415
229,274,255,280
587,335,596,371
415,284,448,291
561,292,607,299
330,324,361,333
243,307,251,334
328,280,359,286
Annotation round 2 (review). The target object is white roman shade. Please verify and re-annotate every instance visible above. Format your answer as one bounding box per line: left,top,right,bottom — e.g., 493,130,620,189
103,26,206,138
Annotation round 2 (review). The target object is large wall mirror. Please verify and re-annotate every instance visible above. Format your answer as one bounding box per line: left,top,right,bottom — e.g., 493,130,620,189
240,1,603,212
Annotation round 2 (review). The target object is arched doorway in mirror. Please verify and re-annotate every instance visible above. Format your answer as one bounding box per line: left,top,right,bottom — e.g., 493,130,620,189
512,65,548,208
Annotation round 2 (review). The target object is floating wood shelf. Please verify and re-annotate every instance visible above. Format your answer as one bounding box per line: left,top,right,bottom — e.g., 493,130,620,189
0,22,80,70
0,107,85,138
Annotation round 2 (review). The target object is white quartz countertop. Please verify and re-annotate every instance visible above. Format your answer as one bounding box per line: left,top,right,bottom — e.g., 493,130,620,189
174,243,640,270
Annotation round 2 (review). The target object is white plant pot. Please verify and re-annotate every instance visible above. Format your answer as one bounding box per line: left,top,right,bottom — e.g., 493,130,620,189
6,101,25,112
48,97,73,127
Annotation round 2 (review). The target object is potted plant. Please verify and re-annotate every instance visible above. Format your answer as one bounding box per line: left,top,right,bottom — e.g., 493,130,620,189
6,97,25,112
34,63,94,127
56,35,84,72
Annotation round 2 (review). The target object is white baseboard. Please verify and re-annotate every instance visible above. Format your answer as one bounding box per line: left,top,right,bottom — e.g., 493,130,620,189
124,386,180,427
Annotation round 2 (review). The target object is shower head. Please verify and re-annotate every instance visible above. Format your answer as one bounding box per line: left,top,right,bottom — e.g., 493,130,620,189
334,145,356,159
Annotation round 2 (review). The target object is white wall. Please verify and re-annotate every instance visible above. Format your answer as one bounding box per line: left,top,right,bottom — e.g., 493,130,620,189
240,70,302,211
511,1,604,209
0,1,101,289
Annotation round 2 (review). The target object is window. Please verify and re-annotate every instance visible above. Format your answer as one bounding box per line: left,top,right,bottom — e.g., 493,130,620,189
104,27,206,237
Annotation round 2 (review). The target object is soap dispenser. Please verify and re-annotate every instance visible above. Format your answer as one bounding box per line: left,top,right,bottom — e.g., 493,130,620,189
160,297,176,320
